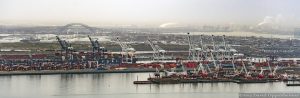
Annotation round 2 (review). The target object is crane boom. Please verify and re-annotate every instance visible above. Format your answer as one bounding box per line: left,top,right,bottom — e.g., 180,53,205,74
56,36,67,50
147,39,158,53
116,37,135,63
147,38,166,61
116,37,133,51
88,35,96,48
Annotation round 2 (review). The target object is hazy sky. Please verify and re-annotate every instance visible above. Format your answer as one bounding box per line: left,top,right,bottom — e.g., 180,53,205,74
0,0,299,26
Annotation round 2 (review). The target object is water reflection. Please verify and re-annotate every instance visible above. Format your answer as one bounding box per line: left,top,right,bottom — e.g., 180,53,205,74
0,73,298,98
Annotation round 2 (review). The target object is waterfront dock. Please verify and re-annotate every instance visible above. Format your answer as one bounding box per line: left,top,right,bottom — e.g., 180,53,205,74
134,78,271,84
286,84,300,86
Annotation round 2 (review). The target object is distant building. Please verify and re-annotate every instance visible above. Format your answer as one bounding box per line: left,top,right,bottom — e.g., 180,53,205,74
294,28,300,39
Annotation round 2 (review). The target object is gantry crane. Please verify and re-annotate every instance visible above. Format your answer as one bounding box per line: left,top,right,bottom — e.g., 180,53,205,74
220,35,227,60
187,33,202,61
88,35,106,60
196,62,209,77
210,35,224,60
221,35,237,60
56,36,74,64
241,60,251,78
116,37,136,63
267,59,279,78
209,35,221,71
199,35,208,60
146,38,166,61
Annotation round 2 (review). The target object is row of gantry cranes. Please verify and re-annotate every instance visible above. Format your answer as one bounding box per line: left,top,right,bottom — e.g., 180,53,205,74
141,33,283,80
154,32,283,80
113,32,240,63
48,32,285,80
55,32,240,64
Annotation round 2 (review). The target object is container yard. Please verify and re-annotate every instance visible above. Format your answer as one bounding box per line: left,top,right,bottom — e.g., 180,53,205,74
0,32,299,83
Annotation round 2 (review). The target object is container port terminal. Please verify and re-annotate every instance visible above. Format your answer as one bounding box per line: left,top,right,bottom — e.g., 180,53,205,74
0,23,300,85
2,1,300,98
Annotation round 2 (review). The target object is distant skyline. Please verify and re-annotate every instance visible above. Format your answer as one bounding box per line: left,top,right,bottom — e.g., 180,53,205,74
0,0,300,27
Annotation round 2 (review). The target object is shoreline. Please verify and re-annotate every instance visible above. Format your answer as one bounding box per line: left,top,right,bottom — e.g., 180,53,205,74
0,67,299,76
0,69,156,76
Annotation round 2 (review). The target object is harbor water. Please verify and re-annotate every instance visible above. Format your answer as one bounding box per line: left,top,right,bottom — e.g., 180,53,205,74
0,73,299,98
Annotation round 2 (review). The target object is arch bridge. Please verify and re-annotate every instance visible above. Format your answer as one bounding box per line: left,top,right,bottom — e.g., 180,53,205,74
59,23,97,34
